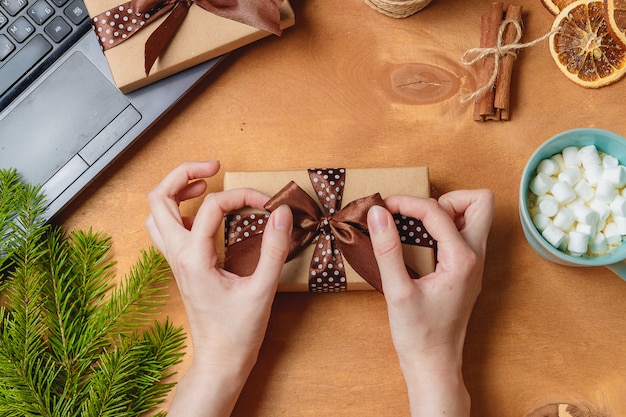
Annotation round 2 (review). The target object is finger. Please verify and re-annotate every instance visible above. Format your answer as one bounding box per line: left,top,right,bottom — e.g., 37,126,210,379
144,214,165,253
148,161,220,236
383,195,468,252
191,188,272,246
437,189,494,256
367,205,413,295
253,204,293,291
177,179,208,203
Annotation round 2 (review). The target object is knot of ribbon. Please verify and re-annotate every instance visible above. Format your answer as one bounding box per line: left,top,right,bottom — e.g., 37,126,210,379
223,168,437,293
91,0,283,75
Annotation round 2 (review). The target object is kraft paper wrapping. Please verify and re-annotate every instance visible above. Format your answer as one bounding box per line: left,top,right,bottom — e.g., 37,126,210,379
84,0,295,93
223,167,436,292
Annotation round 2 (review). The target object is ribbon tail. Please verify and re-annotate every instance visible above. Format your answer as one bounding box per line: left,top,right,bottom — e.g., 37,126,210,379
144,0,191,75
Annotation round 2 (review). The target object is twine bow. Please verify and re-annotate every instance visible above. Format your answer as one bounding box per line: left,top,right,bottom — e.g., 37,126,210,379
461,18,556,103
223,168,437,293
91,0,283,75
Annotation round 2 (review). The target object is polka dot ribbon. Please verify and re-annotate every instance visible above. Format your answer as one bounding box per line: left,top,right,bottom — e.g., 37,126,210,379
224,168,437,293
91,0,284,75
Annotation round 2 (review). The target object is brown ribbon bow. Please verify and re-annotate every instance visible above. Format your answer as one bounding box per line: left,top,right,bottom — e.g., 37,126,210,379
91,0,283,75
224,168,437,293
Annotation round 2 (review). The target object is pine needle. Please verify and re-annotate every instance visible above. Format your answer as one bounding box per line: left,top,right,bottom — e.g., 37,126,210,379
0,169,185,416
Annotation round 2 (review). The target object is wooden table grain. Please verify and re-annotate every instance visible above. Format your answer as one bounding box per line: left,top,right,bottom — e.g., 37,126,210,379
58,0,626,415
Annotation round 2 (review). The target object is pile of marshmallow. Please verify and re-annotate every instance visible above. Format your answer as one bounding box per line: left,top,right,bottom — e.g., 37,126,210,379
528,144,626,257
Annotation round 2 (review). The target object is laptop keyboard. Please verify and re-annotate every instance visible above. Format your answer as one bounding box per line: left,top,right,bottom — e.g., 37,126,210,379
0,0,90,109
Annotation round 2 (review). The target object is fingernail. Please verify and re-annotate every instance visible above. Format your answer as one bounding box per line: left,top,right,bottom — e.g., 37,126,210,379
368,205,389,233
272,205,292,232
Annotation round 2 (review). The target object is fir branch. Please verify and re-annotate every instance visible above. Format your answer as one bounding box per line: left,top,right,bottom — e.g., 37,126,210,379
0,169,186,417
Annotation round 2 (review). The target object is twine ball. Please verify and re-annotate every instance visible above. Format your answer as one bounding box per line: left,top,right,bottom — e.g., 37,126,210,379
364,0,433,18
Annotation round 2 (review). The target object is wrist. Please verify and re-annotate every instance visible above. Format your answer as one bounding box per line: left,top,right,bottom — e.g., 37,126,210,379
398,349,470,417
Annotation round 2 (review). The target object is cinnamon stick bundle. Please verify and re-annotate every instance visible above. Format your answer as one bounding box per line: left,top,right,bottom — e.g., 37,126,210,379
473,3,523,122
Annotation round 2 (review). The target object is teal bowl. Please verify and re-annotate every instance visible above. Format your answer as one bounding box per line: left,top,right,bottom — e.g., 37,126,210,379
519,128,626,280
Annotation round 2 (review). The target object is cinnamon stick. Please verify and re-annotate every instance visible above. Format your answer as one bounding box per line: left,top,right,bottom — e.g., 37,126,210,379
494,4,523,120
473,2,504,121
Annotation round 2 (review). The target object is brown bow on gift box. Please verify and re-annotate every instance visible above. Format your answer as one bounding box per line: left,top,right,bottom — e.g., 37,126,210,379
224,168,437,293
91,0,283,75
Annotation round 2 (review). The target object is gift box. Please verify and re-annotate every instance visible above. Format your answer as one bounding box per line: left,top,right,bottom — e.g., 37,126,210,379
84,0,295,93
223,167,436,292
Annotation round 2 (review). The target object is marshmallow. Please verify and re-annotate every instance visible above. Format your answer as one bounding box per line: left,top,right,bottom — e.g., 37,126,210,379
553,207,576,231
537,158,559,175
582,164,603,185
530,172,555,196
542,223,566,248
595,179,617,203
575,222,595,237
538,195,559,217
557,166,582,186
574,204,599,226
567,231,589,256
579,145,602,168
602,165,626,187
614,215,626,235
604,222,623,245
610,195,626,217
603,154,619,168
589,232,608,254
551,181,577,204
550,153,565,170
562,146,581,167
590,200,611,222
532,213,551,232
574,179,594,202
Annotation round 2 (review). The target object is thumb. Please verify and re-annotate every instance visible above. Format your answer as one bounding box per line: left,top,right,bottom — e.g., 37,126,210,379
367,205,411,294
253,204,293,288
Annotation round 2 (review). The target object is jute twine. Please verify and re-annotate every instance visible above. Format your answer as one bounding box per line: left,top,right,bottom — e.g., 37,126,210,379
460,19,558,103
364,0,433,18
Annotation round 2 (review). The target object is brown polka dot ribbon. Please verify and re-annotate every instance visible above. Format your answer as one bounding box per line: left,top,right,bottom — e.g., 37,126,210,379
224,168,437,293
91,0,283,75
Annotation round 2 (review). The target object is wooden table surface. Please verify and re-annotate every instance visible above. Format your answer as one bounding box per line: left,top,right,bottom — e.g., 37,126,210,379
57,0,626,415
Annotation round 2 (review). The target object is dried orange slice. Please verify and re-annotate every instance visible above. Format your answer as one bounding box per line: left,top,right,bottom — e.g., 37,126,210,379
541,0,578,15
605,0,626,47
549,0,626,87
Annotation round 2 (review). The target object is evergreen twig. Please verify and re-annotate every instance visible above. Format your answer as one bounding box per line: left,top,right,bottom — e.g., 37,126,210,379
0,170,185,416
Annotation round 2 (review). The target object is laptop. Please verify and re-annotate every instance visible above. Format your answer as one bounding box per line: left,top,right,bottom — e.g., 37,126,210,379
0,0,224,220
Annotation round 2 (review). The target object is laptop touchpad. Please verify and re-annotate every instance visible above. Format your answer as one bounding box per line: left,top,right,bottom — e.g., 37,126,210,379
0,52,140,186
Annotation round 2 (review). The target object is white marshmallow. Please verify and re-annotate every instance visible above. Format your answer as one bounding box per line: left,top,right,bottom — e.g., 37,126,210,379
532,213,552,232
589,232,608,254
562,146,581,167
595,179,617,203
550,153,565,170
553,207,576,231
614,215,626,235
574,205,599,226
567,231,589,256
579,145,602,168
590,200,611,222
551,181,577,204
557,166,582,186
602,166,626,187
536,158,559,175
575,222,595,237
604,222,623,245
582,164,603,185
542,223,566,248
610,195,626,217
603,154,619,168
538,195,560,217
529,172,555,196
574,179,594,202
